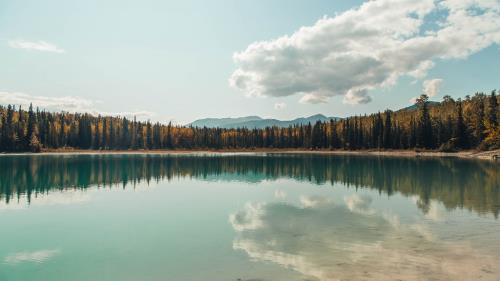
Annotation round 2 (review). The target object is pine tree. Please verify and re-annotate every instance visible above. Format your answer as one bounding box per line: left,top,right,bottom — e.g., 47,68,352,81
383,110,392,149
94,117,101,149
416,95,433,148
474,95,486,145
454,99,468,149
26,103,40,151
311,121,323,148
487,90,498,129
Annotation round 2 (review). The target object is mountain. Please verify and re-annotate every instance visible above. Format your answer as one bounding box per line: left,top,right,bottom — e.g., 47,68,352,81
398,101,440,111
187,114,340,129
188,116,262,128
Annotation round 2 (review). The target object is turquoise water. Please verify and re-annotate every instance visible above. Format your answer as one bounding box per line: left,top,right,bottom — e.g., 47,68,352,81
0,154,499,281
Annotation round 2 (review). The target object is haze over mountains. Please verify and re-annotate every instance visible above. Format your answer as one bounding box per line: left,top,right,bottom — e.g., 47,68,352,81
187,101,438,129
188,114,340,129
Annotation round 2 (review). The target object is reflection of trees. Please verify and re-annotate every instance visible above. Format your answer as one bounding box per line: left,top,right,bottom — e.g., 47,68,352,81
0,154,498,217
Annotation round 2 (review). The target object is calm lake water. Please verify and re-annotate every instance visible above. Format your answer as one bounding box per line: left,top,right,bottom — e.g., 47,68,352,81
0,153,499,281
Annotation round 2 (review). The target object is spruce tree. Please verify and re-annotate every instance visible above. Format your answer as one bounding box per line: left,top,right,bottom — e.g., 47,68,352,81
454,99,468,149
487,90,498,129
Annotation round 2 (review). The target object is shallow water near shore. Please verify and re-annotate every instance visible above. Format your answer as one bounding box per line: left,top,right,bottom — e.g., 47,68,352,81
0,154,499,281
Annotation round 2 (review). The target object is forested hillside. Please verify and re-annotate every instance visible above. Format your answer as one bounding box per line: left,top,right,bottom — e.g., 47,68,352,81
0,91,498,152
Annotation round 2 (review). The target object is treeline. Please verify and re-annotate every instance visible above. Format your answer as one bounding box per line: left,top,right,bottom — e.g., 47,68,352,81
1,155,498,217
0,91,499,152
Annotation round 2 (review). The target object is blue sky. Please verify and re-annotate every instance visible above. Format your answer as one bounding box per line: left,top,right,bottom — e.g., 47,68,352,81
1,0,499,124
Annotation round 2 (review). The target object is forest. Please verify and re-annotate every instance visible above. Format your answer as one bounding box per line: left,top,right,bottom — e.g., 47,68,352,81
0,91,499,152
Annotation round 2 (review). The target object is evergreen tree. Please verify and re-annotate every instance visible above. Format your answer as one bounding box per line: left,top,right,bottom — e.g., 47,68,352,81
26,103,40,151
487,90,498,129
454,99,468,149
383,110,392,149
416,95,433,148
474,95,486,145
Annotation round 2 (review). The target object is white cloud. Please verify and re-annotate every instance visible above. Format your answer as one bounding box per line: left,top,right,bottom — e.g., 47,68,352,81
98,110,155,120
343,89,372,105
0,91,154,120
422,78,443,97
299,93,329,104
0,91,94,112
9,40,65,53
409,78,443,102
4,249,60,264
230,0,500,105
273,102,286,110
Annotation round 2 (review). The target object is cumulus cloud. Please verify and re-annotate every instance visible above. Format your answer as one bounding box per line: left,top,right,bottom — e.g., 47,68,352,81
230,0,500,104
410,78,443,103
423,78,443,97
9,40,65,53
343,89,372,105
0,91,154,120
273,102,286,110
299,93,329,104
4,249,60,264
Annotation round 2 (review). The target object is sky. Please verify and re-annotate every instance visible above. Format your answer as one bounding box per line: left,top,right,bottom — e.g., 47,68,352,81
0,0,499,124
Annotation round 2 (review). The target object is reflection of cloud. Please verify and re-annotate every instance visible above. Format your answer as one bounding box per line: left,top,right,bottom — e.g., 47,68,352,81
231,196,500,281
425,201,446,222
274,190,286,199
410,223,434,241
4,249,60,264
382,212,400,229
0,191,90,211
229,202,265,232
344,194,374,214
233,239,323,279
300,195,331,208
9,40,65,53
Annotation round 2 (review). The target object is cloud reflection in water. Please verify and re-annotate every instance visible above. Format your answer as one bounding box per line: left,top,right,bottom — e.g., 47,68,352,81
230,194,499,281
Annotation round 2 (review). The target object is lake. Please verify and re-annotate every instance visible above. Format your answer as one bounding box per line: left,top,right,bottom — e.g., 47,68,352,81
0,153,499,281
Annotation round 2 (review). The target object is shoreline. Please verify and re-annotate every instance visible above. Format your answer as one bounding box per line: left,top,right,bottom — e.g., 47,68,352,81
2,148,499,161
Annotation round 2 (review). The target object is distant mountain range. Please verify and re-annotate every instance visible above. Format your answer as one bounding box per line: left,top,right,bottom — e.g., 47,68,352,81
187,114,340,129
187,101,438,129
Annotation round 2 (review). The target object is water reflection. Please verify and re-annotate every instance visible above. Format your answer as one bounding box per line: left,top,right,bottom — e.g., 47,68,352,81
0,154,499,217
230,195,500,281
3,249,60,265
